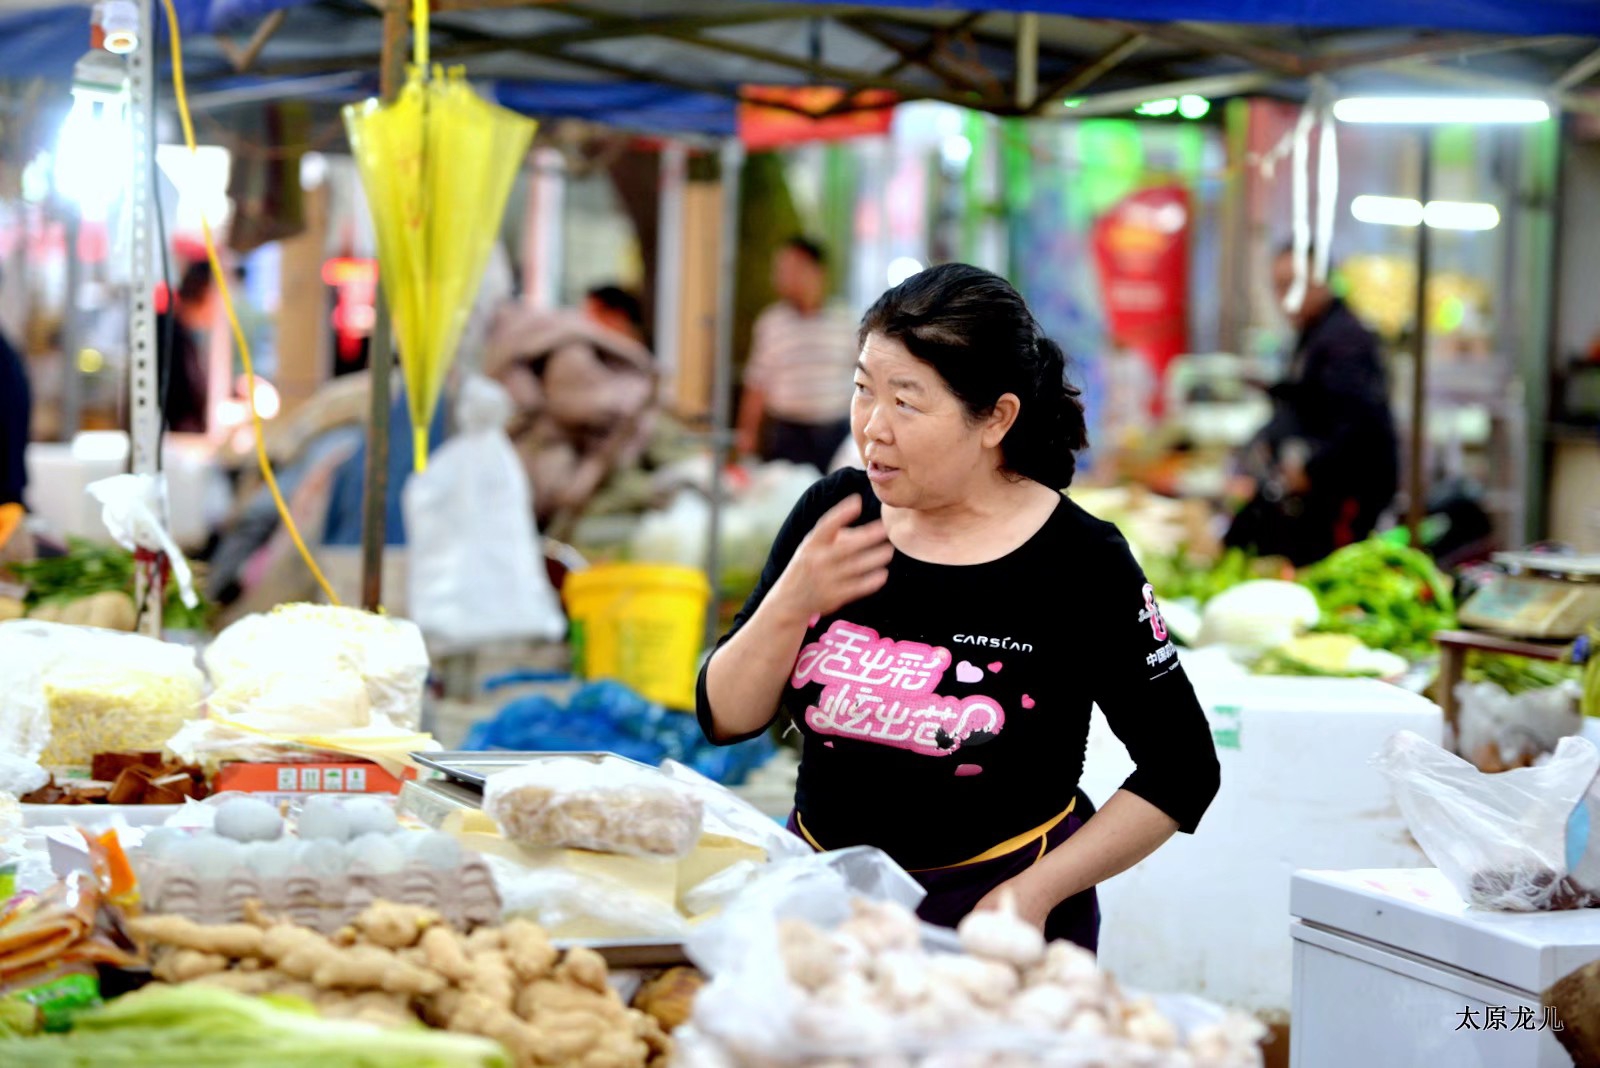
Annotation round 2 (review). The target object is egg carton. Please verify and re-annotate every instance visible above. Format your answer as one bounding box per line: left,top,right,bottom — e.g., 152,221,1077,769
133,853,501,934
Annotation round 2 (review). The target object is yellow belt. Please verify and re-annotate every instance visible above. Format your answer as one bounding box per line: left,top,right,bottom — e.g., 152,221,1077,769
794,796,1076,873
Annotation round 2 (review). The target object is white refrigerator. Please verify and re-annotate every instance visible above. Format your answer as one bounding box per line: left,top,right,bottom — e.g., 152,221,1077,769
1290,868,1600,1068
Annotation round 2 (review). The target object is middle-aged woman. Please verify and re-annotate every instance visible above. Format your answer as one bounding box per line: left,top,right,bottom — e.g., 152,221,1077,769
696,264,1220,952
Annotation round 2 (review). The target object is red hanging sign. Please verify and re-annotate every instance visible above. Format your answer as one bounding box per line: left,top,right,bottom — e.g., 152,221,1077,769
1091,185,1192,413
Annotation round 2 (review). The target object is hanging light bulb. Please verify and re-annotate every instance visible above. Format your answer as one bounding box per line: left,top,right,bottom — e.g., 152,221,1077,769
54,48,131,218
96,1,140,55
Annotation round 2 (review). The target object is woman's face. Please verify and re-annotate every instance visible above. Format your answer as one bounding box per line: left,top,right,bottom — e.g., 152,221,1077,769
851,332,1017,510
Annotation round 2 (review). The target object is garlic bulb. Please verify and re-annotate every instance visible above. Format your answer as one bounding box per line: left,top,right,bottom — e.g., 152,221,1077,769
779,918,845,992
956,892,1045,968
837,898,922,955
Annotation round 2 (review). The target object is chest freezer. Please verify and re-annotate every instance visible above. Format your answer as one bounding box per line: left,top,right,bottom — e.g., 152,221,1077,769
1079,674,1442,1013
1290,868,1600,1068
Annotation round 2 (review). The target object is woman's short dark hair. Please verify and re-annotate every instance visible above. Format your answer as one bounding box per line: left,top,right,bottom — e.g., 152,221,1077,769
858,263,1088,488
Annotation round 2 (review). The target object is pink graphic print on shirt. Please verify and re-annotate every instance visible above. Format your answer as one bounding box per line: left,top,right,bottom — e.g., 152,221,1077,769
793,621,1006,757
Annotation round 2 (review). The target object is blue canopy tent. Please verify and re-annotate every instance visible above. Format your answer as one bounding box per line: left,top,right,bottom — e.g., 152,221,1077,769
1,0,1593,608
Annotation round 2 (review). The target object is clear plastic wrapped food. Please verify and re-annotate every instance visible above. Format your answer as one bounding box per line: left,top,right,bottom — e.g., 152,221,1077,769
0,620,203,767
482,757,704,859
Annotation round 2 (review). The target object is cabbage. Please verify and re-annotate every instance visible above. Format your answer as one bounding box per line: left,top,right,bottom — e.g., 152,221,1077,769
1195,580,1321,658
0,985,508,1066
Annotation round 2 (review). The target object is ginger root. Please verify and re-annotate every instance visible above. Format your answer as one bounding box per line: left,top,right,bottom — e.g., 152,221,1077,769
129,915,266,959
503,919,558,983
153,948,230,983
420,925,474,984
312,944,445,997
353,901,441,949
556,947,611,996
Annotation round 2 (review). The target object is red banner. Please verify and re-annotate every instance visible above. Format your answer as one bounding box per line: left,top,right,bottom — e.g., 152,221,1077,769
1091,185,1191,413
738,86,896,150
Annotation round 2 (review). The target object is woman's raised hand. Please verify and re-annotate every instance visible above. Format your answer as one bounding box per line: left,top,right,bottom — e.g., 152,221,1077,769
772,495,893,622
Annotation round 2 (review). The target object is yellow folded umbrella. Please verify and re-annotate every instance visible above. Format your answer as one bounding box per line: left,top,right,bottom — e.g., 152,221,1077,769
343,64,537,471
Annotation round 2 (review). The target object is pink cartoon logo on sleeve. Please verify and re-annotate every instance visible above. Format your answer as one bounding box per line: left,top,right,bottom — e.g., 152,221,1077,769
1139,583,1168,642
792,621,1006,757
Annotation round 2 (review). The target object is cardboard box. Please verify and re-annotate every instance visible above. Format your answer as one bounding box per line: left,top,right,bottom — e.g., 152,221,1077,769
216,758,415,802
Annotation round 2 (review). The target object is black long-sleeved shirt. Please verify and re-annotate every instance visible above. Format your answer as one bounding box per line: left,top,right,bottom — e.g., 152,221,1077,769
0,329,30,507
697,469,1221,871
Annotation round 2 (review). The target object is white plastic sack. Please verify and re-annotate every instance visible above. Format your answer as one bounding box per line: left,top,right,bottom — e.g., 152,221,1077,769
1455,679,1582,768
482,756,704,859
1376,729,1600,911
204,603,428,732
403,376,565,651
0,619,203,766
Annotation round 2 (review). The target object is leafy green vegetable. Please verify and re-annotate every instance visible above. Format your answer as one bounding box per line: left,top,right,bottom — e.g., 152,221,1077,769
1464,651,1581,695
0,986,509,1067
6,538,208,631
1296,538,1457,661
1144,547,1283,606
1252,649,1382,678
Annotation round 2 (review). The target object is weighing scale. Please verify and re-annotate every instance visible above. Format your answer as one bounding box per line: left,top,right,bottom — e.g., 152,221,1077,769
1457,553,1600,640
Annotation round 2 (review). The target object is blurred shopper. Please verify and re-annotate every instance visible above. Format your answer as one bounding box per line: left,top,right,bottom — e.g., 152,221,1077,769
583,284,647,345
736,237,858,473
161,262,217,434
1226,247,1399,566
0,273,30,508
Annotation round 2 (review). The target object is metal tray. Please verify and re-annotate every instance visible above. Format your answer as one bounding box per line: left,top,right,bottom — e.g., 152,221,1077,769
410,750,651,791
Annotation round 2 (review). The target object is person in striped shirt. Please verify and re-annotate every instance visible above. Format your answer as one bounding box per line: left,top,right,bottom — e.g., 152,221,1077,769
736,237,860,473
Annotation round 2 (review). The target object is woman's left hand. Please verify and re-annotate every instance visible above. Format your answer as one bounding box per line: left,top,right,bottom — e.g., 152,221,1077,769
972,874,1056,931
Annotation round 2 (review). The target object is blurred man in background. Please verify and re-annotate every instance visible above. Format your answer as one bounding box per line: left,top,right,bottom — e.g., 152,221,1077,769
583,284,647,346
1226,246,1399,565
0,270,30,508
161,262,217,434
736,237,858,473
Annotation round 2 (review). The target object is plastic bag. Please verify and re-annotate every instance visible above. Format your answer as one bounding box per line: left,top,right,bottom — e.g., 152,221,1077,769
1455,679,1582,770
204,603,428,731
0,620,203,766
678,851,1265,1068
85,474,199,611
658,760,811,862
481,756,704,858
403,376,565,651
483,853,688,942
1376,729,1600,911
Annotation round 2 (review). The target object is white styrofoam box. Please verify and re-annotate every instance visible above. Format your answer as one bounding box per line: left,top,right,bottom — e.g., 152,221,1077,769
1289,868,1600,1068
1079,674,1442,1013
25,434,224,550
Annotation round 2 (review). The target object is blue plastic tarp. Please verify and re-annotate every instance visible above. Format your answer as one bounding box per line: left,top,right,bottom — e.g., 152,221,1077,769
811,0,1600,37
492,81,737,137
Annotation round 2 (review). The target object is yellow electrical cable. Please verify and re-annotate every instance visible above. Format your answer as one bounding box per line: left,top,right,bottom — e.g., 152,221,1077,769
160,0,340,606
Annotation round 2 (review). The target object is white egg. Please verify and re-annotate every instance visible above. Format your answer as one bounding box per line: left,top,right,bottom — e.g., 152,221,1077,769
347,832,407,874
213,796,284,843
407,831,462,871
296,837,348,876
342,796,398,837
297,795,352,842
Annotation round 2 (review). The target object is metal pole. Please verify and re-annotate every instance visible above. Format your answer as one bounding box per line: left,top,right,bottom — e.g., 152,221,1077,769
128,0,162,637
359,0,407,611
1015,12,1039,111
655,141,688,390
705,138,744,648
1407,128,1434,547
59,210,84,439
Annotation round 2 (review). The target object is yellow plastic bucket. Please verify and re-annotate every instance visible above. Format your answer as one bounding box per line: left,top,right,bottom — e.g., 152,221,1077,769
562,563,711,711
